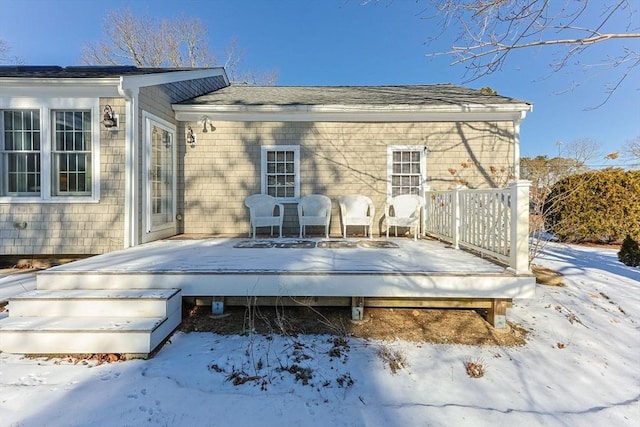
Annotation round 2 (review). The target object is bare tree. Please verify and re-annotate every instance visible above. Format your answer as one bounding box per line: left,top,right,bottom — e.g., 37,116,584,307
81,10,278,84
624,136,640,161
0,38,7,61
82,10,218,67
424,0,640,106
520,137,607,260
222,38,279,85
0,38,20,64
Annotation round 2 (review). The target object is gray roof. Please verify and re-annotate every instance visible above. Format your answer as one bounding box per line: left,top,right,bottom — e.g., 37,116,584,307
0,65,222,78
181,84,530,107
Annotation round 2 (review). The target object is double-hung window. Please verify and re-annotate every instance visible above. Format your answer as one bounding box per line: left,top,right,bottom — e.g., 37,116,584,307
1,110,41,195
0,99,99,202
261,145,300,201
387,146,426,198
52,111,92,196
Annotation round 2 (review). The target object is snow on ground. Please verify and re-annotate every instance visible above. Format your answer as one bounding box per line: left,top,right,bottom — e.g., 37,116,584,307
0,243,638,427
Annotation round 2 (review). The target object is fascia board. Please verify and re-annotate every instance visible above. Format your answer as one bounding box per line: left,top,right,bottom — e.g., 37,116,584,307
0,79,122,97
174,104,531,123
120,68,228,90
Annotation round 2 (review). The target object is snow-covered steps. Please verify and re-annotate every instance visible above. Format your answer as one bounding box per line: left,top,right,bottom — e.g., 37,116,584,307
0,288,182,357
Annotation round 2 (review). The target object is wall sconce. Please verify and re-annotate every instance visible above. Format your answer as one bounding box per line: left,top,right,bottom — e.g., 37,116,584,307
186,126,196,148
102,105,118,129
199,115,215,133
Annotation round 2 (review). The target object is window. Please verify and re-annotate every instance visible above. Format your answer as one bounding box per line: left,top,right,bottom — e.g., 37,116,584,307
387,146,426,197
0,99,99,202
52,111,92,196
261,145,300,200
1,110,41,195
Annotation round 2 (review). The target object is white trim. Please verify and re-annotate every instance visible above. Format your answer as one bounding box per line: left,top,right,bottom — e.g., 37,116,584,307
121,89,137,248
386,145,427,199
0,68,228,96
512,111,527,180
260,145,300,202
120,68,227,90
174,104,532,123
0,98,101,203
141,112,177,244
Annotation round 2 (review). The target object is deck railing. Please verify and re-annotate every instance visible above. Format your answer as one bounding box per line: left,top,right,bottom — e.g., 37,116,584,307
424,180,531,274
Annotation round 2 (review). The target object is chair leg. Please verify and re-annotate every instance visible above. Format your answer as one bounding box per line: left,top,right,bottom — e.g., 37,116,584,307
300,225,304,238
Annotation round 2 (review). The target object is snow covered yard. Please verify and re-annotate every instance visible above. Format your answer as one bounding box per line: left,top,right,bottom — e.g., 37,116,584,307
0,243,638,427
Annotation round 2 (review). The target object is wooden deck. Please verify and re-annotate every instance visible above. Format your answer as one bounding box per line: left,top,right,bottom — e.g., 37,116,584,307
36,237,535,300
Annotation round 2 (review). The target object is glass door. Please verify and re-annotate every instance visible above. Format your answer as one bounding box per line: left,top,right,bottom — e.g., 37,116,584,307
143,114,176,242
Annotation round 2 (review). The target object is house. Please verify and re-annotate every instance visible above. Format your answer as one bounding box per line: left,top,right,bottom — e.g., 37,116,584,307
0,66,534,356
0,66,531,255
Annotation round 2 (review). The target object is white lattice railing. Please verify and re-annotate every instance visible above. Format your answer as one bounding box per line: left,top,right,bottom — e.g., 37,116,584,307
424,181,531,274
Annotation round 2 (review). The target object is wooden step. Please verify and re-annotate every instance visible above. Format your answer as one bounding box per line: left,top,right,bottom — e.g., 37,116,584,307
0,314,180,355
0,288,182,356
7,289,181,318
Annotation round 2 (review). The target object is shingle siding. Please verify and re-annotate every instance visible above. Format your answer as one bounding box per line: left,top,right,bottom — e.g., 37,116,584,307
0,98,127,256
180,120,515,237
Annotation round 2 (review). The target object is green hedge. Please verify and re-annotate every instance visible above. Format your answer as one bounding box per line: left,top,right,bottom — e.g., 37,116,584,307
544,169,640,243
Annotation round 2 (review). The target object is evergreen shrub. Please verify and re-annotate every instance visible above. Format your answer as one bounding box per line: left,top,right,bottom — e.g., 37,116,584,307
544,169,640,243
618,235,640,267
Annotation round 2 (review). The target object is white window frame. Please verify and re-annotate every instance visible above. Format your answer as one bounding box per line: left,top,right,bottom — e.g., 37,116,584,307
0,109,41,196
260,145,300,202
0,98,101,203
387,145,427,199
142,111,177,239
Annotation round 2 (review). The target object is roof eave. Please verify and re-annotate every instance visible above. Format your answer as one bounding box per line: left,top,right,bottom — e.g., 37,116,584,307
173,103,532,122
0,77,123,97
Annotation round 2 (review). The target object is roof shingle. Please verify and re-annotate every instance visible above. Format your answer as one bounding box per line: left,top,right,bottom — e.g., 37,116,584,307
181,84,529,107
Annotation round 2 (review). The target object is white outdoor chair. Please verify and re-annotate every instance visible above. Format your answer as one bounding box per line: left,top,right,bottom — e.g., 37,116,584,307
244,194,284,238
385,194,424,240
338,195,375,238
298,194,332,238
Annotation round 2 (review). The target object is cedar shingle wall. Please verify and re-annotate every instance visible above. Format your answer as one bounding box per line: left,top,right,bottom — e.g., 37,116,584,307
180,121,516,237
0,99,127,256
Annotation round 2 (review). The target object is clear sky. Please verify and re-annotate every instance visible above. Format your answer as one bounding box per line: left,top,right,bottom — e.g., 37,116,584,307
1,0,638,167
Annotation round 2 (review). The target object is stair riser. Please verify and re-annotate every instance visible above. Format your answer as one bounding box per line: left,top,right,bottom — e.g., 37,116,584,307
9,299,173,318
0,312,181,355
1,331,157,354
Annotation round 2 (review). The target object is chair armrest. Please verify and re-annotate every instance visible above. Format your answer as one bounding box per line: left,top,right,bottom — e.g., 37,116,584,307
276,203,285,218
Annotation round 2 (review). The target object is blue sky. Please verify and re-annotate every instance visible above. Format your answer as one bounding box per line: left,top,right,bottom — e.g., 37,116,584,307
1,0,638,166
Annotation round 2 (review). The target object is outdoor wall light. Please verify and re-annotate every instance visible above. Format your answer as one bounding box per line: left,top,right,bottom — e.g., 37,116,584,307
102,105,118,129
186,126,196,148
199,115,215,133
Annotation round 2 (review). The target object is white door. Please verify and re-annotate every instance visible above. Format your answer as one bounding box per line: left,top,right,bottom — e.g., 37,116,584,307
143,114,176,242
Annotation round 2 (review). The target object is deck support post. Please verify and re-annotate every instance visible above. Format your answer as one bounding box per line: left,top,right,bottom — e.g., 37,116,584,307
351,297,364,321
487,298,508,329
212,296,224,315
509,180,531,274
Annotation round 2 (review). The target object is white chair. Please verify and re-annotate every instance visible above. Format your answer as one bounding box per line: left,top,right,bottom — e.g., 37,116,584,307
338,195,375,238
298,194,332,238
385,194,424,240
244,194,284,238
